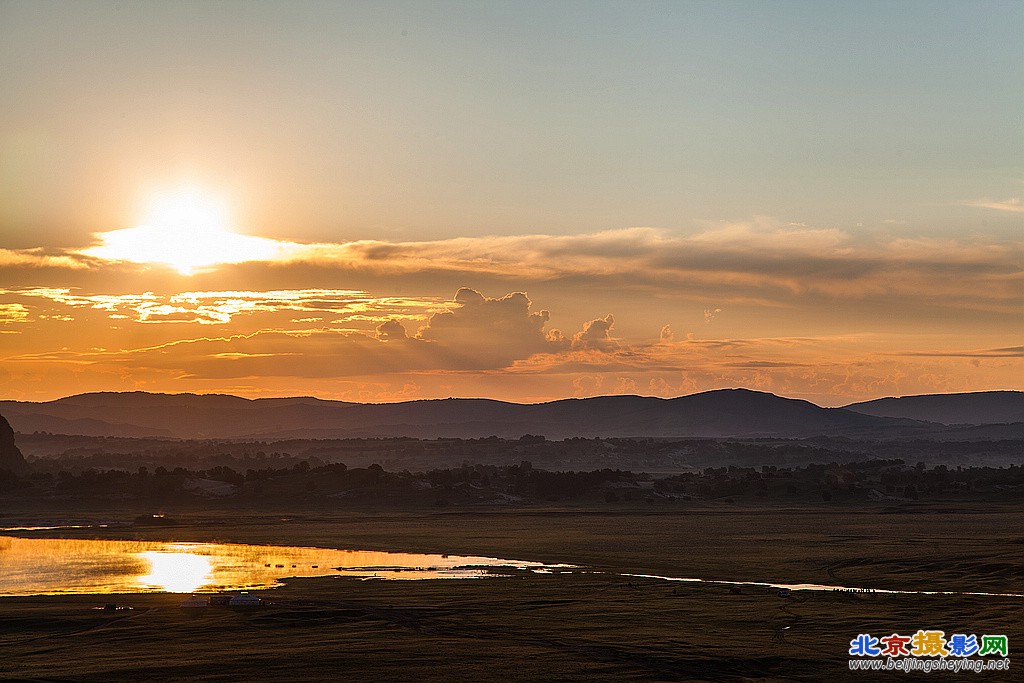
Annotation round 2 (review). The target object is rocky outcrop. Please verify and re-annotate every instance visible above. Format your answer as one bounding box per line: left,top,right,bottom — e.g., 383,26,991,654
0,413,29,474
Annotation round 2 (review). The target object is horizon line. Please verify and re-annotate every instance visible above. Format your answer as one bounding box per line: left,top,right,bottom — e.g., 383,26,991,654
3,386,1020,411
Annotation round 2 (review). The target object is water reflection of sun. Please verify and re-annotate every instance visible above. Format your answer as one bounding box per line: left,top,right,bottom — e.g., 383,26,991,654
137,551,213,593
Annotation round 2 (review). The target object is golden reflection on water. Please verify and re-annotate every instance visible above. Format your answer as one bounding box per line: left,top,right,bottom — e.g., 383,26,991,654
0,536,545,596
137,551,213,593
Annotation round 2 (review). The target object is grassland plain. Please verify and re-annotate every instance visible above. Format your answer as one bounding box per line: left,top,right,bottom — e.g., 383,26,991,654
1,502,1021,681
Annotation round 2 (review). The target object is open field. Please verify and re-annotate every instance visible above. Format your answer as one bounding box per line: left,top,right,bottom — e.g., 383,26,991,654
2,503,1022,681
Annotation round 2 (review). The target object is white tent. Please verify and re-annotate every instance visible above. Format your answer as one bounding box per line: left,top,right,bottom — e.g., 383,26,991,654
228,593,261,607
180,595,208,608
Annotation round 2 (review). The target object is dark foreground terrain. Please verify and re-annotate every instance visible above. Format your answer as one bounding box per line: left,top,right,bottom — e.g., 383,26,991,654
2,503,1021,681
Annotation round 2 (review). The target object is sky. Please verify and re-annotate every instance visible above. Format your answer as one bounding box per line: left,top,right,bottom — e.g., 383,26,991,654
1,0,1021,405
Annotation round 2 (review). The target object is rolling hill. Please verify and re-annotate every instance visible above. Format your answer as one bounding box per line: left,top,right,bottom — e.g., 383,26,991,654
843,391,1024,426
0,389,945,440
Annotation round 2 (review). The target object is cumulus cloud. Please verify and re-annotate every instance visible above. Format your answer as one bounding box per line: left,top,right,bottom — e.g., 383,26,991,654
0,286,591,381
5,288,587,380
375,319,409,341
571,375,605,397
572,314,616,350
546,328,568,344
418,288,550,341
703,308,722,323
615,377,639,394
414,288,564,367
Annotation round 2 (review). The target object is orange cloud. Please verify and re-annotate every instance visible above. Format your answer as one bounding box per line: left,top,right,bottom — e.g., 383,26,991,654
0,303,30,323
572,314,617,350
7,220,1020,315
2,213,1021,405
0,288,446,327
0,248,88,269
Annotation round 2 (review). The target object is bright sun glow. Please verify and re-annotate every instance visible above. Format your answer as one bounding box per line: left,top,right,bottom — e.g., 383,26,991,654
137,550,213,593
81,188,291,274
146,188,230,234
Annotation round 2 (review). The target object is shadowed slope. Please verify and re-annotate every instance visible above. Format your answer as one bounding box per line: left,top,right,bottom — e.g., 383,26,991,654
844,391,1024,425
0,389,932,440
0,413,29,474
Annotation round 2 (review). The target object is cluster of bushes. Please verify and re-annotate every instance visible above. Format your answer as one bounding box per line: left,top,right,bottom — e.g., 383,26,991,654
3,457,1021,506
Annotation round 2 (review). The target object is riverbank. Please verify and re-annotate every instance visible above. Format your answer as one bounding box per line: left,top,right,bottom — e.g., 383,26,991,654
2,504,1020,680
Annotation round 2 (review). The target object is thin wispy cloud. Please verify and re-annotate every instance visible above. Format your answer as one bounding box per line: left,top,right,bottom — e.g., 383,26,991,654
960,197,1024,214
5,221,1021,313
0,303,30,323
0,288,446,326
0,249,88,269
885,346,1024,358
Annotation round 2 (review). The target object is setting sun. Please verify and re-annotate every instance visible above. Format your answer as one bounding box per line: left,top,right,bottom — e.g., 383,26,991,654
80,188,290,274
145,188,229,235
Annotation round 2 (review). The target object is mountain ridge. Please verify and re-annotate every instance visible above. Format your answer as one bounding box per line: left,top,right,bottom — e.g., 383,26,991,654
842,391,1024,426
5,387,1016,440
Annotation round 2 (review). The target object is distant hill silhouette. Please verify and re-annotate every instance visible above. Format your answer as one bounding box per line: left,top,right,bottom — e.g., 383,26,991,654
0,389,950,440
0,413,29,474
843,391,1024,426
